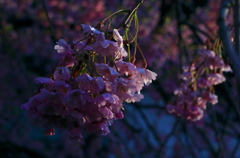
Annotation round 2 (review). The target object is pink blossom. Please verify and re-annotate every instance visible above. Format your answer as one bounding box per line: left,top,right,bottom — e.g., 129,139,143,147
21,89,65,128
34,77,53,85
166,104,176,113
196,97,207,109
167,86,206,121
34,90,64,115
182,64,196,72
113,29,124,47
197,73,226,88
53,67,70,81
91,33,118,56
81,24,118,56
34,77,53,91
53,80,71,94
69,128,83,141
167,101,204,121
83,122,110,136
94,93,122,114
95,63,119,81
81,24,101,35
181,72,192,81
222,64,232,72
94,93,121,106
98,106,114,119
54,39,71,53
186,106,204,121
202,91,218,105
199,50,215,57
67,110,85,122
63,89,88,111
57,51,76,67
106,78,144,103
21,21,158,139
73,41,92,51
75,73,105,94
168,50,228,121
204,56,225,70
54,40,76,67
115,60,137,76
113,29,128,58
65,110,86,127
115,111,124,119
136,68,157,86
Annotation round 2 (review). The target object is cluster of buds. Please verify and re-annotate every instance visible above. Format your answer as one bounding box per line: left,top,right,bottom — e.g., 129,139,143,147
167,49,231,121
21,24,157,140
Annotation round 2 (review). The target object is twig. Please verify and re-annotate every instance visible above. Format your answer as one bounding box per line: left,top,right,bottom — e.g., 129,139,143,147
41,0,56,43
176,0,190,70
130,103,166,110
159,118,180,155
231,136,240,158
211,107,224,158
194,126,217,157
116,0,144,29
137,108,162,144
0,141,48,158
181,123,198,158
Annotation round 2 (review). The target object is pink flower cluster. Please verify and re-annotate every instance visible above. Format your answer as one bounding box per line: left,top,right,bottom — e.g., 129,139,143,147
167,49,231,121
21,24,157,140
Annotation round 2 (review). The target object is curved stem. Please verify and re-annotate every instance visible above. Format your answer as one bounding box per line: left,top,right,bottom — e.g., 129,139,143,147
96,9,129,30
116,0,144,29
218,0,240,117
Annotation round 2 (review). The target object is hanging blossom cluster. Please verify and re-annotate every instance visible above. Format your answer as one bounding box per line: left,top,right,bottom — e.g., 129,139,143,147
21,24,157,140
167,49,232,121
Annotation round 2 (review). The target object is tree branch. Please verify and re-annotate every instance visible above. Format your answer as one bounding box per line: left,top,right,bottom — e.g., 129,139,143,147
218,0,240,113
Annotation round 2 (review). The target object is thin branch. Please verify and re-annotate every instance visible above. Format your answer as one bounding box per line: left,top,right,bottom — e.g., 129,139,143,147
0,141,48,158
231,136,240,158
159,118,180,156
181,123,198,158
41,0,56,43
186,23,212,40
218,0,240,116
130,103,165,110
211,108,224,158
234,0,240,56
116,0,144,29
137,108,162,143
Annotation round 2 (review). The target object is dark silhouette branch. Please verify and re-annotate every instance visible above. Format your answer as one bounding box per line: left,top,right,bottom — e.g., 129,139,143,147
41,0,56,43
218,0,240,116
